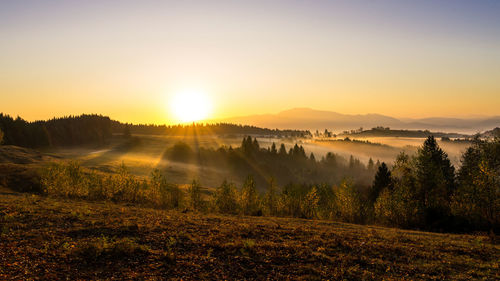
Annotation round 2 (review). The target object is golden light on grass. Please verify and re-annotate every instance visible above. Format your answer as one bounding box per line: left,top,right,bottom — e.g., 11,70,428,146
170,89,213,123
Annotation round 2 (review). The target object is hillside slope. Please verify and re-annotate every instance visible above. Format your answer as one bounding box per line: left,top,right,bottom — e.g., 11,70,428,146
0,192,498,280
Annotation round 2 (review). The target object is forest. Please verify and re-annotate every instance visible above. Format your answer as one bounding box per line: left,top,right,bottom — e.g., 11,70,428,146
0,113,310,148
37,135,499,233
161,136,377,188
112,120,310,137
0,113,112,147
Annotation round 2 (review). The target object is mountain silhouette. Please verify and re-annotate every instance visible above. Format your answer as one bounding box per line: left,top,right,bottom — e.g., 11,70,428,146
212,108,500,133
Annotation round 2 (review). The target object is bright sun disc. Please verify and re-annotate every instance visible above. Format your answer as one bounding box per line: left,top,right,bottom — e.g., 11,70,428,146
170,90,212,123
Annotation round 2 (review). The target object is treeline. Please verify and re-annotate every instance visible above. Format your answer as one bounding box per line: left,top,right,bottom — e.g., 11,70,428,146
39,161,374,222
0,113,311,148
0,113,112,147
162,136,378,188
112,121,310,137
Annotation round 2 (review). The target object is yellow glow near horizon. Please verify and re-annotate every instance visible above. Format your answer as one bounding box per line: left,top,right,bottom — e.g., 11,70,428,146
170,90,213,123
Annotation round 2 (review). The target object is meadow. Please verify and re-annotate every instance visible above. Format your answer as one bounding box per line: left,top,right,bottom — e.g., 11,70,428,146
1,189,498,280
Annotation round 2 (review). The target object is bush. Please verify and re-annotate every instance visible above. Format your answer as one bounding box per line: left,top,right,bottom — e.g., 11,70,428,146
164,142,195,163
149,169,184,209
301,186,319,219
212,180,239,214
263,178,279,216
333,180,365,223
240,176,261,216
72,236,149,262
41,162,184,209
188,179,204,211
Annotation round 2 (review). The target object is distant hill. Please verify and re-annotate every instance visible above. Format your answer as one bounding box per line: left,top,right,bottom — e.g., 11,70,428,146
340,127,468,138
480,127,500,138
214,108,500,133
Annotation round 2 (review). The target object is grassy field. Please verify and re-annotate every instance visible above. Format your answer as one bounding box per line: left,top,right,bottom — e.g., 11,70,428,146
0,189,498,280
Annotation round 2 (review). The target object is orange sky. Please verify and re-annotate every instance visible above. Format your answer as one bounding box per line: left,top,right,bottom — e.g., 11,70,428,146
1,1,499,124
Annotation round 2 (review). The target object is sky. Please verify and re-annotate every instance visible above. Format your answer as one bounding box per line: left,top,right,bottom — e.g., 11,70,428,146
1,0,499,124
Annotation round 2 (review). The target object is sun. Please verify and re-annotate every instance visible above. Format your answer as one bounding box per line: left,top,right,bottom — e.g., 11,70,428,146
170,90,213,123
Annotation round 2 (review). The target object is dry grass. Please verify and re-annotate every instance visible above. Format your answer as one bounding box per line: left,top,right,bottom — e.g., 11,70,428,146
0,190,498,280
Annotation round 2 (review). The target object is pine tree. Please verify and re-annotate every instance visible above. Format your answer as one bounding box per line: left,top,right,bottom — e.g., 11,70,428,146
414,136,455,226
278,144,287,156
242,136,253,155
270,142,277,154
367,158,375,171
370,162,392,202
309,152,316,162
349,155,355,169
252,138,260,151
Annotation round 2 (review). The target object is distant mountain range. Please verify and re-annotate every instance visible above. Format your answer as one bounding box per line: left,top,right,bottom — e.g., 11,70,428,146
211,108,500,134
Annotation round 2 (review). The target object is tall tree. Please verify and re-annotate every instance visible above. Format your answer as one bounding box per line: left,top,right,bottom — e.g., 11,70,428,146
414,136,455,225
367,158,375,172
370,162,392,202
453,137,500,230
270,142,277,154
278,144,287,156
309,152,316,162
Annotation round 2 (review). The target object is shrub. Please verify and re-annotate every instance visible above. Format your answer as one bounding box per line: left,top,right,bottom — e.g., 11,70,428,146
263,178,279,216
41,161,92,198
165,142,195,163
72,236,149,262
333,180,364,223
41,162,185,209
149,169,183,209
301,186,319,219
188,179,204,211
240,176,261,216
315,183,337,219
212,180,239,214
